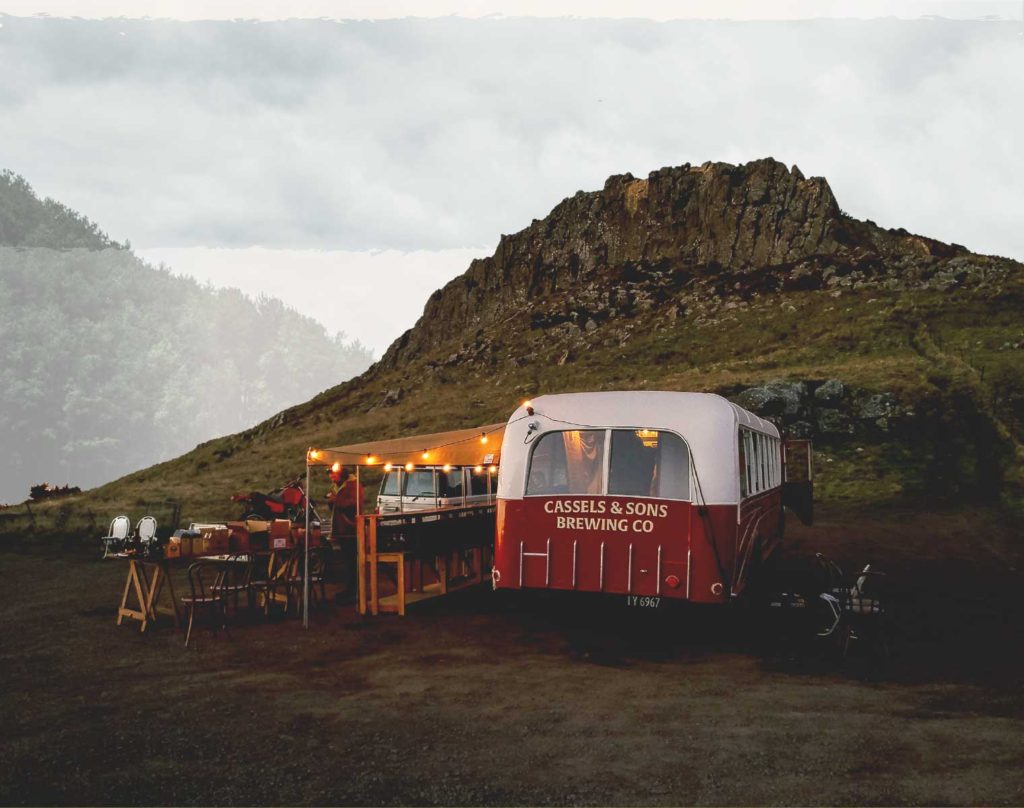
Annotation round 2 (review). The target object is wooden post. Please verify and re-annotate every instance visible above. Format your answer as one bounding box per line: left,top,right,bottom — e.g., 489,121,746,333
357,516,367,616
303,461,310,629
369,518,379,616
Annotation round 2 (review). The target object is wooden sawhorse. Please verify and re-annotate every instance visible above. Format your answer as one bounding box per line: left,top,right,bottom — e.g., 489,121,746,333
116,557,180,633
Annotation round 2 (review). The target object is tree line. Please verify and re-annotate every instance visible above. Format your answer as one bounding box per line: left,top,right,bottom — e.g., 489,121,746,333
0,171,374,503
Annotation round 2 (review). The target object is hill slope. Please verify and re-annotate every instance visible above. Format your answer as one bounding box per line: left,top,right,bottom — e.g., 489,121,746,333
0,171,374,504
8,158,1024,534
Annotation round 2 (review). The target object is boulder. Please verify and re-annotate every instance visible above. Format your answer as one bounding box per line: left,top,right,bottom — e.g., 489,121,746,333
814,378,845,403
816,409,854,435
734,380,808,419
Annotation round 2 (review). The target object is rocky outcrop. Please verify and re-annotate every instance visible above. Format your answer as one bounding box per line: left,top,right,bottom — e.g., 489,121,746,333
731,379,903,439
380,158,1019,374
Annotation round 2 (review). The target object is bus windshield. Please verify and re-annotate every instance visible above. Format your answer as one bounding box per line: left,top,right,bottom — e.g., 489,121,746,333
526,428,690,500
404,469,435,498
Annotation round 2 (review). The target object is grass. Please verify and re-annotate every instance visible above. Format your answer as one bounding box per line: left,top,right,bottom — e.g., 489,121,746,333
4,276,1023,541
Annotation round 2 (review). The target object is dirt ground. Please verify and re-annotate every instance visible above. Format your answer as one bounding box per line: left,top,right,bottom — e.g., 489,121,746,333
2,502,1023,807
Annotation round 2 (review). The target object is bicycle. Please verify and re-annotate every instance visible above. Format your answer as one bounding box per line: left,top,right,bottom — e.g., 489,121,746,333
812,552,891,677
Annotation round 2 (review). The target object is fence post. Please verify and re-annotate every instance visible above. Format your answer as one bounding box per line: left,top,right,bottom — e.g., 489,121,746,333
168,501,181,533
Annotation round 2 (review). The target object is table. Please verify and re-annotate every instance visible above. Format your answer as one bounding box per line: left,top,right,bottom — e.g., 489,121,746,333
114,555,180,633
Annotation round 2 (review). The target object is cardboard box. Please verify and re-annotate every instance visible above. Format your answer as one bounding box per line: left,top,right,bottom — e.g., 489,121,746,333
246,519,270,533
227,522,251,553
269,519,292,550
169,536,193,557
196,527,230,556
164,541,181,560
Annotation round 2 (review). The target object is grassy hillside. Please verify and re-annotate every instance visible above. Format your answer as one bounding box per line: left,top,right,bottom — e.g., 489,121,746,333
4,159,1023,539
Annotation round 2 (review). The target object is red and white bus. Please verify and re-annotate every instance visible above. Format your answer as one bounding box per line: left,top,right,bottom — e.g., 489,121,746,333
493,391,810,606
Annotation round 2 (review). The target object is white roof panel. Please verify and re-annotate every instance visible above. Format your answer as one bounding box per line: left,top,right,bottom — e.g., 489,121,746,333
497,391,778,504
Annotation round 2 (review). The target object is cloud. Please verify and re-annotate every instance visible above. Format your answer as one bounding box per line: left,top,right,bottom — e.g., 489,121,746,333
1,15,1022,259
138,246,488,356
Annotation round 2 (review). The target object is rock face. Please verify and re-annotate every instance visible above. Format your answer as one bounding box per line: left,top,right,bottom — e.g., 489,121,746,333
381,157,1015,371
384,158,842,366
732,378,902,439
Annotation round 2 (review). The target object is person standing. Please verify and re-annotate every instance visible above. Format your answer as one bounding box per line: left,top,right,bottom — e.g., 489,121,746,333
327,463,362,597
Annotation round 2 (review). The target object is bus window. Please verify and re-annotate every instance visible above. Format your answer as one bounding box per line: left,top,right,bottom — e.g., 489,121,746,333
380,470,401,496
760,434,770,490
439,467,464,498
404,469,435,498
608,429,690,500
745,431,757,494
738,432,748,497
526,430,605,496
468,467,489,497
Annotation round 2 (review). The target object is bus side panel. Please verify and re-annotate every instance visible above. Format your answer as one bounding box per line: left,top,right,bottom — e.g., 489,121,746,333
686,504,737,604
733,488,784,596
494,496,691,599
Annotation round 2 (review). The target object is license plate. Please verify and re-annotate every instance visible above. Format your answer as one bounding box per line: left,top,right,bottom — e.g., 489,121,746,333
626,595,661,609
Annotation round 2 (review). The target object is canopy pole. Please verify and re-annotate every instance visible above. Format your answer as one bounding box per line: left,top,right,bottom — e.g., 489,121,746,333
304,456,310,629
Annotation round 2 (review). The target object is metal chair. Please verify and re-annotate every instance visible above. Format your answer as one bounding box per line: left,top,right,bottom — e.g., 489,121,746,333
101,515,132,558
136,515,162,557
211,554,253,615
308,550,328,606
181,560,227,648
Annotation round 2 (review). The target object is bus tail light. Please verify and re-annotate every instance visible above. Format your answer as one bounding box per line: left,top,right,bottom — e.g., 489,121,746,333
665,574,680,589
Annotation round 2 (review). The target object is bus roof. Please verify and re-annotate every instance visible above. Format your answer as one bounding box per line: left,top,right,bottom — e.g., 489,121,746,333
498,391,778,504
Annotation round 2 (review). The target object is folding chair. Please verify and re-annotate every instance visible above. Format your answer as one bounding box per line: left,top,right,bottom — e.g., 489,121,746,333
247,553,280,617
181,560,228,648
101,515,132,558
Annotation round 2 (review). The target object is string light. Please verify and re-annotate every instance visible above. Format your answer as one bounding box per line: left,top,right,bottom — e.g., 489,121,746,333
474,465,483,473
421,450,430,461
307,449,321,462
331,461,342,473
489,465,498,474
366,454,376,464
405,462,414,472
442,464,452,472
384,462,393,472
480,433,488,444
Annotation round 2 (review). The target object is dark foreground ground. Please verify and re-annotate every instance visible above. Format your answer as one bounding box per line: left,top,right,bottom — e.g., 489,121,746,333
2,502,1023,806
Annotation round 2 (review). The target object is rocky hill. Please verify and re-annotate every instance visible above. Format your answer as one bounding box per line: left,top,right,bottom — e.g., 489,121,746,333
6,158,1023,536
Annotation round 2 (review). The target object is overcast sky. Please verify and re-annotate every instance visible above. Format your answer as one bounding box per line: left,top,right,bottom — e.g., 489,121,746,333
2,3,1022,354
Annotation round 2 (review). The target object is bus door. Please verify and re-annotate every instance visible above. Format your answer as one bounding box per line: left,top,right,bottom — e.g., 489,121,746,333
782,439,814,525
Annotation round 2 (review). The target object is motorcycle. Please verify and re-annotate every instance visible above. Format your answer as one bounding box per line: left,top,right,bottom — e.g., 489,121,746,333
231,476,321,523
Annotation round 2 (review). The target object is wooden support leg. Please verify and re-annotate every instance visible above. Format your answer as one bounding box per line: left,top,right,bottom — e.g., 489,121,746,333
145,563,181,629
472,547,483,585
116,564,134,626
117,560,159,631
397,557,405,617
370,550,379,616
437,553,448,595
140,565,160,633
